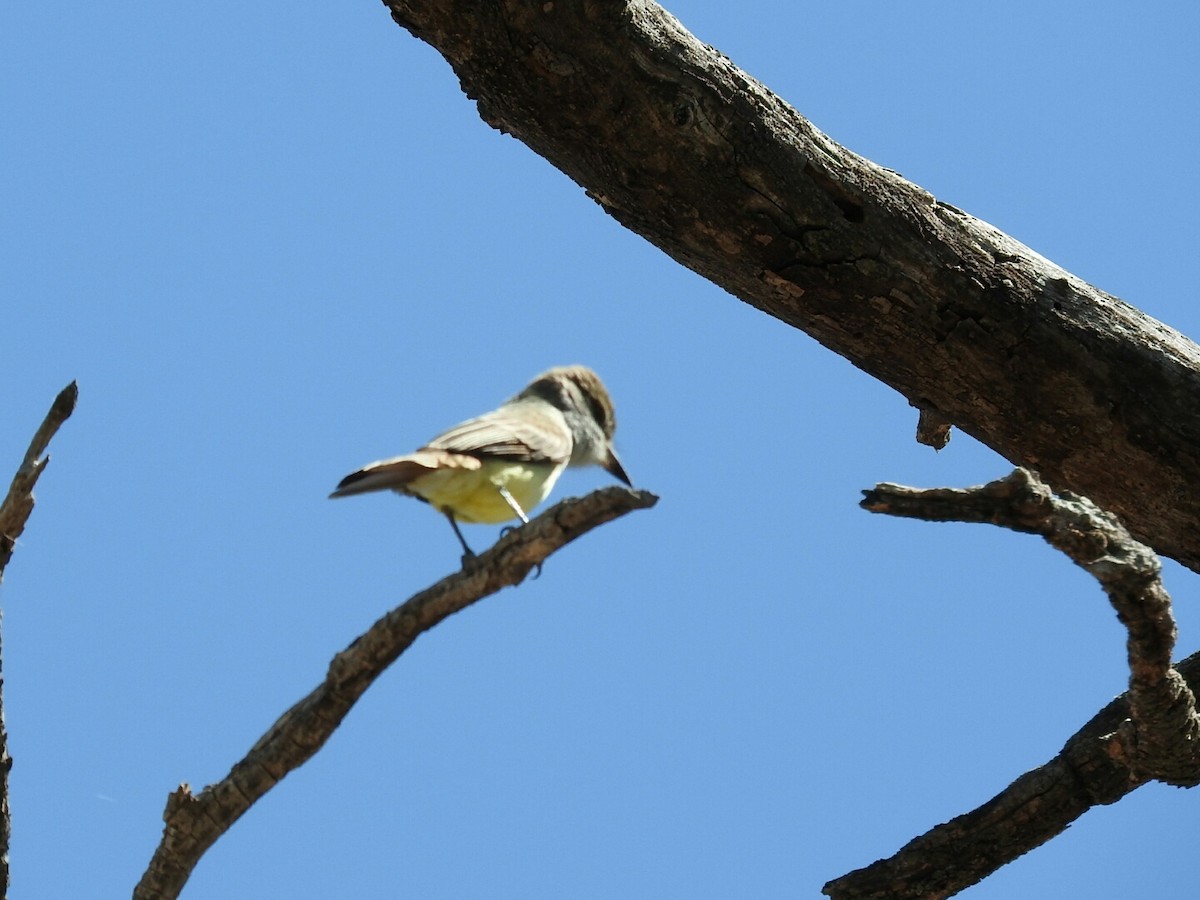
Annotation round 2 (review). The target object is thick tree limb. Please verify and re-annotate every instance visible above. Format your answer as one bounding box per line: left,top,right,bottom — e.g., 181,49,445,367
0,381,78,900
380,0,1200,573
133,486,657,900
825,471,1200,899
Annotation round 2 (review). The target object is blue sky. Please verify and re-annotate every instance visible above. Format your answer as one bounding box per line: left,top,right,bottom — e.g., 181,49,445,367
4,2,1199,897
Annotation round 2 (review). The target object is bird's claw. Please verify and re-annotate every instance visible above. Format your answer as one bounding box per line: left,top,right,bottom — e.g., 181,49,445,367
497,525,541,578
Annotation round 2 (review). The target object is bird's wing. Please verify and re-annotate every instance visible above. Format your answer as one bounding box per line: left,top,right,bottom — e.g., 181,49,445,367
424,402,570,464
329,401,570,499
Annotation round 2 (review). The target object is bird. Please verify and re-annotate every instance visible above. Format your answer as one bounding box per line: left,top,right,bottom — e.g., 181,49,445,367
330,365,631,559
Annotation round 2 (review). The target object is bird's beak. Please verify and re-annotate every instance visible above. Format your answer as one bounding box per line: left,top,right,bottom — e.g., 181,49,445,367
603,446,632,486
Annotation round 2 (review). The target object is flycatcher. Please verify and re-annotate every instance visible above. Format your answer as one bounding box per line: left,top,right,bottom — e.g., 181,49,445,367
330,365,631,557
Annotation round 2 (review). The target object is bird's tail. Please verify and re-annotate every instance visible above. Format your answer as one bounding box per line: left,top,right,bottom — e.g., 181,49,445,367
329,450,481,498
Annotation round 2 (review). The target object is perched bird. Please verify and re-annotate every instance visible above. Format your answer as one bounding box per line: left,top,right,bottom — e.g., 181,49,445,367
330,365,631,558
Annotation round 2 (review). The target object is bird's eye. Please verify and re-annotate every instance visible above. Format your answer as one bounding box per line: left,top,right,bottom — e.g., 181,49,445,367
583,388,609,432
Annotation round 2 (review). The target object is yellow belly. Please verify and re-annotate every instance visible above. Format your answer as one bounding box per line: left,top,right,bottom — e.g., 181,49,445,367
406,460,563,524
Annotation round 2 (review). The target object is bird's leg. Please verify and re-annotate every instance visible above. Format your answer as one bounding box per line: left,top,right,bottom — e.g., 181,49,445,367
497,486,531,539
497,486,530,526
445,513,476,567
495,487,542,579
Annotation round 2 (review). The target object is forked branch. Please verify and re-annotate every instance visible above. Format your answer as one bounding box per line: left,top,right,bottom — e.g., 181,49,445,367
824,469,1200,899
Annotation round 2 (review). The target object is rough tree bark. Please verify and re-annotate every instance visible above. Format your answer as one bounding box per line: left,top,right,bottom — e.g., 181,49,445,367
381,0,1200,573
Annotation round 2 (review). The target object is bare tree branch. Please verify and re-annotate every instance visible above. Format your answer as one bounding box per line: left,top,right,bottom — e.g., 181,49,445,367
824,470,1200,899
133,486,657,900
0,381,78,581
0,381,78,900
379,0,1200,573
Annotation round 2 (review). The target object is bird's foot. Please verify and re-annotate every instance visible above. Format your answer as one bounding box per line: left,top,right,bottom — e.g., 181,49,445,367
497,525,541,579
